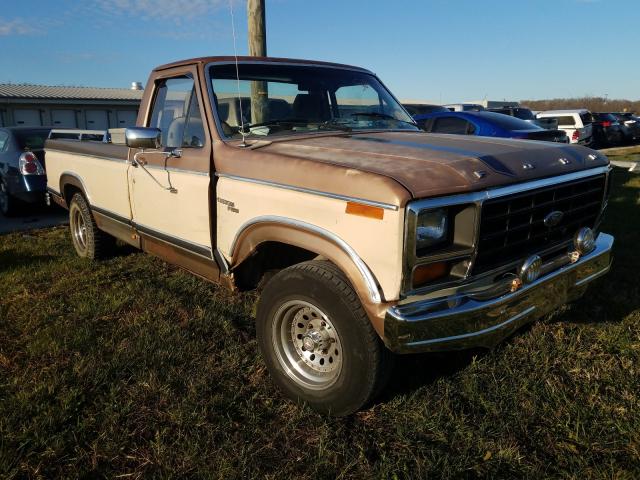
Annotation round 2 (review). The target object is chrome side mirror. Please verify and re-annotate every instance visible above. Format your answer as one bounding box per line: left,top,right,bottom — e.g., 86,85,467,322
125,127,162,149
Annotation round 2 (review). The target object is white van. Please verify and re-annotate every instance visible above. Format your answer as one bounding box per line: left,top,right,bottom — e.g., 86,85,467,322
444,103,485,112
536,109,593,145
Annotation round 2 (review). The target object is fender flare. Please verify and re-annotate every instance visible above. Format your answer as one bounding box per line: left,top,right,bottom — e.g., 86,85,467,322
229,215,383,305
59,172,91,204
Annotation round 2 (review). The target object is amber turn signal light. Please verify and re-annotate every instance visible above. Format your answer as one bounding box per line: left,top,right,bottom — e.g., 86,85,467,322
413,262,449,288
345,202,384,220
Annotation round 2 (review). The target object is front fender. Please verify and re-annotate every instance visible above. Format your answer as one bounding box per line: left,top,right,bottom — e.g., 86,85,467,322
231,216,383,304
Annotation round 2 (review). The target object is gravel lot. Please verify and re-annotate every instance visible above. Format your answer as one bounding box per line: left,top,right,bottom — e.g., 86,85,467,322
0,205,68,235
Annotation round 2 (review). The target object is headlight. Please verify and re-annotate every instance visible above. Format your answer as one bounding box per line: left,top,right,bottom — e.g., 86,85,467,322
416,208,448,251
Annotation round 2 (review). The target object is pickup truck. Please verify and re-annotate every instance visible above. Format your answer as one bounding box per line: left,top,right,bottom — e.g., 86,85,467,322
45,56,614,416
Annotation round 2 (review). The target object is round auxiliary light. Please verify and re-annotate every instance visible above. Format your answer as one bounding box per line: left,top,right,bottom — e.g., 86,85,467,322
574,227,596,255
519,255,542,284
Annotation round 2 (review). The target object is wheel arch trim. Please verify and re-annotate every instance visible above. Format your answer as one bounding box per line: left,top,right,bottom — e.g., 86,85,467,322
229,215,383,304
59,171,91,204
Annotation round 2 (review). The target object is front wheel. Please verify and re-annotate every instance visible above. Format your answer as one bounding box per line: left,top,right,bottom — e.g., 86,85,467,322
257,260,391,416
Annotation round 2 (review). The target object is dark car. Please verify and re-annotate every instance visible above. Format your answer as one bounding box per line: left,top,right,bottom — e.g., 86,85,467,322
612,112,640,142
402,103,449,116
591,113,626,147
488,106,558,130
413,111,568,143
0,127,51,215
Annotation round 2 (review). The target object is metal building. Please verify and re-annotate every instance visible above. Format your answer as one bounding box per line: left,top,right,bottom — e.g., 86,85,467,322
0,83,143,129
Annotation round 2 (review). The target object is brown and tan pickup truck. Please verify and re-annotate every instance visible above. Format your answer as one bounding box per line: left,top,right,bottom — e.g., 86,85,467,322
45,56,613,415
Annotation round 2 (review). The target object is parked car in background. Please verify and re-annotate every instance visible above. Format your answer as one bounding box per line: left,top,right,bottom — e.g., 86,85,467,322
0,126,51,216
402,103,449,116
444,103,485,112
536,110,593,145
414,111,568,143
488,106,558,130
591,113,626,147
612,112,640,142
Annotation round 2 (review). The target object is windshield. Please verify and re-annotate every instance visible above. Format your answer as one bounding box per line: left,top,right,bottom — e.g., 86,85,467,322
209,63,417,139
14,130,51,150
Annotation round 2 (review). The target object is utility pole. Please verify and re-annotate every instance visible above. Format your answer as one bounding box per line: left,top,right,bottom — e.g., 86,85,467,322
248,0,268,124
248,0,267,57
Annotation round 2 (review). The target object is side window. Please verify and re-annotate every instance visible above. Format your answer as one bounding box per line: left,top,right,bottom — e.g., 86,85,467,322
432,117,470,134
149,76,205,148
0,131,9,151
182,91,206,147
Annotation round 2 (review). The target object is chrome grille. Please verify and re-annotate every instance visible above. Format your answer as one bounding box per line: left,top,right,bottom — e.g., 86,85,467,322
474,174,606,274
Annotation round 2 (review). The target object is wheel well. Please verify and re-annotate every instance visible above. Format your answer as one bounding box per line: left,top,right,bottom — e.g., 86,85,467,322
232,241,320,291
63,184,82,204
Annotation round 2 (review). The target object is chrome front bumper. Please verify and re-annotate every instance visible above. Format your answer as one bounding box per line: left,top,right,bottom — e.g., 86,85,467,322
384,232,614,354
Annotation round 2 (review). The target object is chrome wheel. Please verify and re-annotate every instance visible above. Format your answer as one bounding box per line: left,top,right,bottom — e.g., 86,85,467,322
272,300,343,390
70,204,88,252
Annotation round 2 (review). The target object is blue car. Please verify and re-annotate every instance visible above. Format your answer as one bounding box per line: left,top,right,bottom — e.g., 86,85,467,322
0,127,51,216
414,111,568,143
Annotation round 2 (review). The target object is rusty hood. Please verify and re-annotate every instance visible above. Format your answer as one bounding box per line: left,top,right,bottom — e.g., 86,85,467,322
249,131,608,199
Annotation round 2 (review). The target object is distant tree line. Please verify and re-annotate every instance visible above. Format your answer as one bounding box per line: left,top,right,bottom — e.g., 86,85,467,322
521,97,639,114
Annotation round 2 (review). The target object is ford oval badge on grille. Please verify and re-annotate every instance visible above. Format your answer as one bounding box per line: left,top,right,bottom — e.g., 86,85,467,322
544,210,564,228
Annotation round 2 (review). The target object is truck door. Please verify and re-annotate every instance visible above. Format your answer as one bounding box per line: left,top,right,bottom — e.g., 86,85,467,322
128,70,214,268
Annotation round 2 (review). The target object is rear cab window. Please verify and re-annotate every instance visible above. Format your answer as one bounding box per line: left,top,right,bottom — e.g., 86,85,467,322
479,112,538,130
547,116,577,127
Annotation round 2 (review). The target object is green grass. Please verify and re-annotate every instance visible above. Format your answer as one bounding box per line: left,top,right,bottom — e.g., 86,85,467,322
1,168,639,479
600,145,640,163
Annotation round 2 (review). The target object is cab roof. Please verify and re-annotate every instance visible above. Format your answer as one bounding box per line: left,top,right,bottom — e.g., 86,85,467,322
154,56,373,74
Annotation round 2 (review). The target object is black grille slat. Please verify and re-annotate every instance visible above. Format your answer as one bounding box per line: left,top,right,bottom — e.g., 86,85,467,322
482,186,604,221
480,199,603,242
473,175,606,274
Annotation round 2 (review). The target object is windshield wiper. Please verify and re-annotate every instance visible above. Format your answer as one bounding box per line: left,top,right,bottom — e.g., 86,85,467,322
240,118,308,133
350,112,417,127
317,120,352,132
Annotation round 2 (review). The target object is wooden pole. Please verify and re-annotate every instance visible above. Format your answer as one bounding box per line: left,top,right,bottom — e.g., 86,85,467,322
248,0,267,57
248,0,268,124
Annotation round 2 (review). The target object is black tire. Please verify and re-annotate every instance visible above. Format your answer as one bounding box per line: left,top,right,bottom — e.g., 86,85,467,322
68,193,115,260
256,260,392,416
0,177,18,217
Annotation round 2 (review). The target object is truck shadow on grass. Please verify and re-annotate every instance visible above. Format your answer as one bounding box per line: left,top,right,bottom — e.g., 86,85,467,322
380,349,484,400
112,241,140,259
0,249,56,273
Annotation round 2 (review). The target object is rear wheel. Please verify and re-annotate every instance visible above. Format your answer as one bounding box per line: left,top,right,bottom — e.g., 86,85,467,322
68,193,115,259
0,177,17,216
257,260,391,416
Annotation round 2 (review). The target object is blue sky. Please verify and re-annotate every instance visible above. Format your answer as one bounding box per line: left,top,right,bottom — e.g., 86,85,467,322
1,0,638,103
